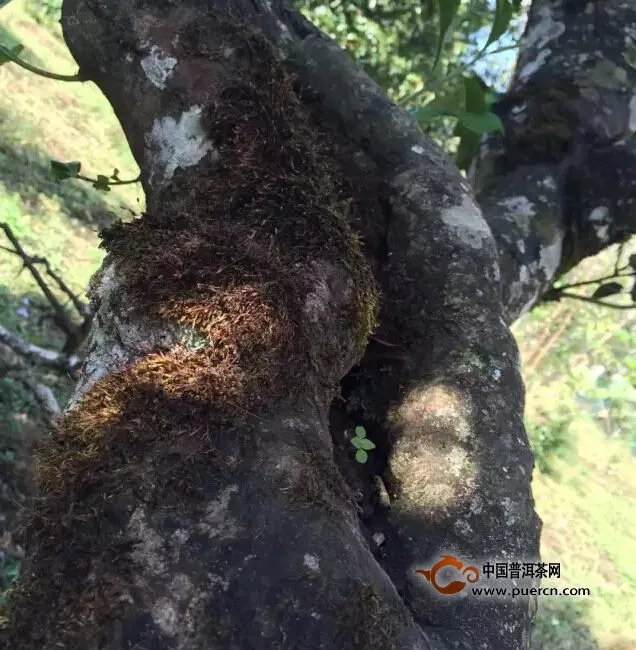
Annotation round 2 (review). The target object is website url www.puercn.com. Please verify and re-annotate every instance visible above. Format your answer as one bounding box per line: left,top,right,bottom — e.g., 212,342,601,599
471,586,591,597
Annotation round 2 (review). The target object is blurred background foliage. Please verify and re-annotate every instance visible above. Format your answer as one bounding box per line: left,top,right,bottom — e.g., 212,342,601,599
0,0,634,647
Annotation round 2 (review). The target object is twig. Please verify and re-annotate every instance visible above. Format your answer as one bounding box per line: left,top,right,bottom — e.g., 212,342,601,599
0,223,76,333
557,291,636,310
0,43,85,82
398,43,520,107
14,373,61,426
0,223,92,352
0,347,62,427
76,173,141,188
553,266,633,291
0,325,81,374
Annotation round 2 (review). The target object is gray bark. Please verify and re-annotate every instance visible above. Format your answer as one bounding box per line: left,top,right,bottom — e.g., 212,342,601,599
474,0,636,320
2,1,634,649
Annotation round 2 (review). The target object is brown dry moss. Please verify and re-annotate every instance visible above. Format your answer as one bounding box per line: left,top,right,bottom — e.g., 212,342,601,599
333,581,409,649
3,28,379,648
284,450,355,515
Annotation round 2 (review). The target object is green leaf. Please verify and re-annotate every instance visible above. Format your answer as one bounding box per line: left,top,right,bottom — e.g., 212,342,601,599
592,282,623,299
415,104,459,127
484,0,514,51
50,160,81,181
456,111,504,135
359,438,376,451
415,104,450,123
463,75,489,114
355,449,369,464
485,90,502,109
354,425,366,438
93,174,111,192
433,0,461,71
454,122,481,171
351,437,362,449
0,43,24,67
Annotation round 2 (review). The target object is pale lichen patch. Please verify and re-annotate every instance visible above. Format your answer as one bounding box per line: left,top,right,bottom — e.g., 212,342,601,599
588,205,610,241
141,45,177,89
197,485,241,540
519,49,552,81
538,231,564,280
152,598,179,637
453,518,473,538
539,176,556,191
147,106,216,184
501,497,520,527
68,260,181,407
127,508,167,576
498,196,536,219
170,574,194,602
522,6,565,52
439,195,492,250
628,94,636,131
303,553,320,572
276,18,293,41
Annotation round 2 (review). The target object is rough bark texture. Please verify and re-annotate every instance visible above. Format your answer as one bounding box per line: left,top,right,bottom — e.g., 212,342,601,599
473,0,636,320
2,0,635,649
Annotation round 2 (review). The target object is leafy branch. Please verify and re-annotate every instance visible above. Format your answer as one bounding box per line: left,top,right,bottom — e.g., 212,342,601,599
0,43,85,82
544,254,636,310
400,43,518,107
50,160,140,192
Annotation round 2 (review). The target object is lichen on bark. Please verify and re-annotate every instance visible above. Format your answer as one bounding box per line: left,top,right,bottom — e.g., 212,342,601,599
2,26,379,649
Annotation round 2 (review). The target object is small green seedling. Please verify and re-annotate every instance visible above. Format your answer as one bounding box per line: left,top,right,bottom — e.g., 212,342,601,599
351,425,376,464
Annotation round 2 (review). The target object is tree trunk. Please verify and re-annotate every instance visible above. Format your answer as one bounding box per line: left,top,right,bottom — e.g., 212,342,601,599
2,0,634,648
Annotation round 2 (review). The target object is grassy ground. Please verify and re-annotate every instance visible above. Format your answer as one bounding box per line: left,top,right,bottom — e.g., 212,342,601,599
0,0,141,574
0,3,635,647
0,0,141,420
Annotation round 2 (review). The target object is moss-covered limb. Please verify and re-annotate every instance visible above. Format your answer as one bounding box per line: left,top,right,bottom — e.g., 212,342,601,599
471,0,636,321
230,10,541,647
50,2,541,650
0,4,436,649
6,389,436,649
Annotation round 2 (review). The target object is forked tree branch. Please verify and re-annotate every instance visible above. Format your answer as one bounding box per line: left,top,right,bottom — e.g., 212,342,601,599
0,223,92,354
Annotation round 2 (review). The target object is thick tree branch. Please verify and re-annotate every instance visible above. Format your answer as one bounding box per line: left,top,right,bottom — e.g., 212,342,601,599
0,325,82,374
13,373,61,426
3,1,539,649
472,0,636,321
0,346,61,426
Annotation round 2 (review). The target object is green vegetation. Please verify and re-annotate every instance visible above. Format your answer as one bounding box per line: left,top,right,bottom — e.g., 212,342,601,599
514,245,636,649
0,1,141,436
351,425,377,464
0,1,634,648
